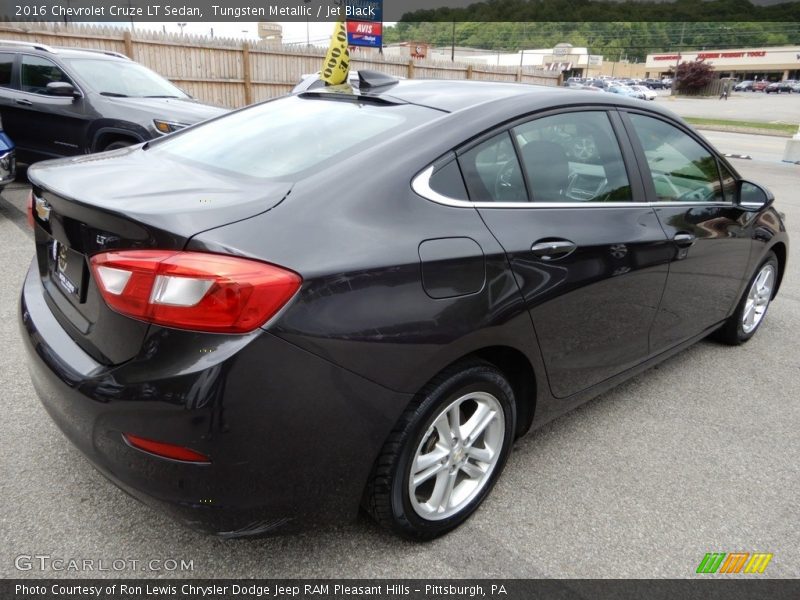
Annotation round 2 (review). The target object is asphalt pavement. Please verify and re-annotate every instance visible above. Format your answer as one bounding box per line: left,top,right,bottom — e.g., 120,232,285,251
655,91,800,125
0,135,798,579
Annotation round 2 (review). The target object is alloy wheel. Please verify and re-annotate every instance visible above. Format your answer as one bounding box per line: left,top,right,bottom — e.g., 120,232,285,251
408,391,505,521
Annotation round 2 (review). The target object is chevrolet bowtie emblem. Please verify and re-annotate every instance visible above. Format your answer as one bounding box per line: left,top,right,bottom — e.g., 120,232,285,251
35,196,51,222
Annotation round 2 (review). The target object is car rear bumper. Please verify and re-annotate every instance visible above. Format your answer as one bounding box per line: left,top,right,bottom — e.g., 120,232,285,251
20,261,412,536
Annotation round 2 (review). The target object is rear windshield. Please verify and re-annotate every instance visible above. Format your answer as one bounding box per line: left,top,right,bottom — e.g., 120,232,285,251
149,95,440,180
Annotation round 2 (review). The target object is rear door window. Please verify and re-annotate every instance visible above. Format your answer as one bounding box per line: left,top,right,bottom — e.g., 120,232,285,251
458,131,527,203
512,111,632,203
21,55,74,95
0,53,13,88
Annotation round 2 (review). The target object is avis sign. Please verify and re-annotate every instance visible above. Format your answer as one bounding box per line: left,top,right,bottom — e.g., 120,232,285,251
347,21,382,48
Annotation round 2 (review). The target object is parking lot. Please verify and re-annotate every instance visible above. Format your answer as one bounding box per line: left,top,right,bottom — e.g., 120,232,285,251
1,123,798,577
655,90,800,124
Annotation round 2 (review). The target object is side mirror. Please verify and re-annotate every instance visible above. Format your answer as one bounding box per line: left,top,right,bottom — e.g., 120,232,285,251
737,180,774,210
46,82,77,98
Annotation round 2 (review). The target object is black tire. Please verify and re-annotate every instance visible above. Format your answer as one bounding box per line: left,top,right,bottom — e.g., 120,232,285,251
712,252,779,345
364,360,516,540
103,140,134,151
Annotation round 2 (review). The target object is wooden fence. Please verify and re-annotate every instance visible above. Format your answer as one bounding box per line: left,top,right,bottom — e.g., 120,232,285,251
0,23,560,108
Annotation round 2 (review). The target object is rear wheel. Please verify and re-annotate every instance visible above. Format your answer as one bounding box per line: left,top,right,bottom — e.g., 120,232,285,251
364,360,516,540
713,252,778,345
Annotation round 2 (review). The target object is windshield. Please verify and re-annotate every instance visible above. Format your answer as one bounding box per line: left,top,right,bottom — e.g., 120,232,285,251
63,58,188,98
149,95,439,180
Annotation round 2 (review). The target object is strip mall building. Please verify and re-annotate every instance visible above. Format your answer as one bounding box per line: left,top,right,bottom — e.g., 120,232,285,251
646,46,800,81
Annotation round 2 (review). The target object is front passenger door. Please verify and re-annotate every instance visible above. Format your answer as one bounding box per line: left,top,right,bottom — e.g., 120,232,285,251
7,54,88,160
621,112,752,351
466,110,673,399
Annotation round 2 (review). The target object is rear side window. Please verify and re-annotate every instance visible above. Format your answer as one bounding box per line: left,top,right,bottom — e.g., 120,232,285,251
0,53,13,88
429,160,468,200
513,111,632,203
151,96,438,180
21,55,73,94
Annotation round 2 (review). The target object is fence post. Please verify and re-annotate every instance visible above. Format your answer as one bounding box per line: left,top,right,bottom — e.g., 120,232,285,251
516,67,522,82
407,60,415,79
466,64,473,80
242,42,253,106
122,30,133,59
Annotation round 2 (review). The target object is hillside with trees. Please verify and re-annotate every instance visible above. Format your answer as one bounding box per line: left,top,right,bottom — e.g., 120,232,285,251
383,22,800,63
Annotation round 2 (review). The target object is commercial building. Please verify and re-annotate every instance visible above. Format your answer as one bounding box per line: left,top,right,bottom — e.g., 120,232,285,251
645,46,800,81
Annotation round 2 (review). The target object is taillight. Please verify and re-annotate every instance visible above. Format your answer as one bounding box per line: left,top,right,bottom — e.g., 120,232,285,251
123,433,211,464
89,250,301,333
26,190,34,229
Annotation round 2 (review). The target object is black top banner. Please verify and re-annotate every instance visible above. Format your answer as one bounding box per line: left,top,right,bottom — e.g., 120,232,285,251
4,579,800,600
2,0,799,23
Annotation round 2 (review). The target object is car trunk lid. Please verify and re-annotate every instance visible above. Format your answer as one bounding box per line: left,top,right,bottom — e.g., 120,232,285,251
27,148,292,366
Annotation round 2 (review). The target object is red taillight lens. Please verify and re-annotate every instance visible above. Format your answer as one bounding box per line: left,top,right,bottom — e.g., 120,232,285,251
90,250,301,333
26,190,35,229
123,433,211,464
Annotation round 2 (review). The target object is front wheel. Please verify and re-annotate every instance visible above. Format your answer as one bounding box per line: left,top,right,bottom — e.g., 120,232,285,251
713,253,778,345
364,361,516,540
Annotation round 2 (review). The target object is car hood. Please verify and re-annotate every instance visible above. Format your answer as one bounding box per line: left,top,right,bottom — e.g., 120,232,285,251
27,145,291,239
98,96,228,125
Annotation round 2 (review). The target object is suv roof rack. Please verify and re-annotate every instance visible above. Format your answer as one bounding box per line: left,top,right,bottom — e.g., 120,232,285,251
59,47,130,60
0,39,55,53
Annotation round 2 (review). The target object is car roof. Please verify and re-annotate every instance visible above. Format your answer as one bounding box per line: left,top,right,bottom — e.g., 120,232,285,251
0,40,128,61
302,78,670,115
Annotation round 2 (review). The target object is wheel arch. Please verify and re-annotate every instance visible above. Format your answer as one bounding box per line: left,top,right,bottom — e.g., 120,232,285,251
769,241,787,298
89,125,148,152
411,345,538,439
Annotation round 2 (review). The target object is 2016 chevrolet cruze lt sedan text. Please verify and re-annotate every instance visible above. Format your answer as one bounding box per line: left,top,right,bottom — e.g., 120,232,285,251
20,75,788,539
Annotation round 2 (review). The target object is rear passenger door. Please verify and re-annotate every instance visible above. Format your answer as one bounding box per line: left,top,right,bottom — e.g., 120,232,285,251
463,109,673,399
620,111,752,351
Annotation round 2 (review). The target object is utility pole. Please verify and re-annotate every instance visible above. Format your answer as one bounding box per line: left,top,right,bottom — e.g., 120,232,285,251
451,21,456,62
672,22,686,95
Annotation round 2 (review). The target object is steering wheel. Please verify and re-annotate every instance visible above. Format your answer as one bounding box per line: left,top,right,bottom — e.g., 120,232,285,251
652,173,682,199
571,136,598,161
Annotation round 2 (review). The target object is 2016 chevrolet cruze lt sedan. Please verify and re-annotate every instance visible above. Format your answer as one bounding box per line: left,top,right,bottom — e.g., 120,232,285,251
21,74,788,539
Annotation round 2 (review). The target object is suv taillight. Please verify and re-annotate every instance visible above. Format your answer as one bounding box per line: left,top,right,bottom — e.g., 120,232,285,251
89,250,301,333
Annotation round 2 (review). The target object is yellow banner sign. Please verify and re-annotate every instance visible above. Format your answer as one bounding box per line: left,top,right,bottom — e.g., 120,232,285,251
321,20,350,86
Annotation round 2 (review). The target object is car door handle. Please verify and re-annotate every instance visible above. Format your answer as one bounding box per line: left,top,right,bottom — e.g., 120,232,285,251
15,99,33,106
531,239,577,261
673,233,696,248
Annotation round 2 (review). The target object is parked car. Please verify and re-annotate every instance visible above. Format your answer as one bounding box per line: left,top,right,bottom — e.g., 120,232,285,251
0,40,227,164
643,78,666,89
563,76,585,87
631,84,657,100
0,115,14,190
734,80,754,92
753,80,770,92
21,74,788,540
791,82,800,93
765,81,794,94
607,84,644,99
